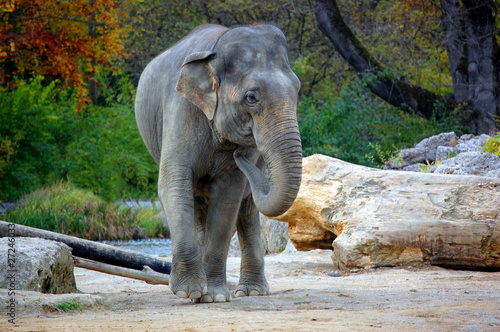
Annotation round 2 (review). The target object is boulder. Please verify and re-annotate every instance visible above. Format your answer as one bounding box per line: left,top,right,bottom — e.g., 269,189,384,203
386,132,458,168
260,215,289,254
402,131,458,164
0,237,76,294
384,132,498,176
275,154,500,271
434,151,500,177
454,134,491,154
229,215,289,256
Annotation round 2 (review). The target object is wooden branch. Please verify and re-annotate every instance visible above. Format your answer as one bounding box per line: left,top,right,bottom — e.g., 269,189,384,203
74,256,170,285
0,220,171,274
74,256,240,290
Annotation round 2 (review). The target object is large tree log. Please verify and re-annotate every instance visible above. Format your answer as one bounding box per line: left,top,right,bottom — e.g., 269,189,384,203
275,154,500,271
0,220,171,274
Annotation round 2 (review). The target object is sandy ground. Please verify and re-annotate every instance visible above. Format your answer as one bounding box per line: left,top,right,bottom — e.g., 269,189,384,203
1,249,499,331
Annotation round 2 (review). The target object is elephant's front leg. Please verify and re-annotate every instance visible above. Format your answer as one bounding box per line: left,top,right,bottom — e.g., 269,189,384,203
200,170,248,303
158,166,206,300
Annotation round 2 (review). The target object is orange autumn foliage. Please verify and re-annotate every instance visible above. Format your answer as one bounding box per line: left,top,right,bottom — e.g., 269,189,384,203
0,0,125,111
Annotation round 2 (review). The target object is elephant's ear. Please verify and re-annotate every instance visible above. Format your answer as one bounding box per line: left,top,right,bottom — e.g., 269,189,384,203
176,51,218,120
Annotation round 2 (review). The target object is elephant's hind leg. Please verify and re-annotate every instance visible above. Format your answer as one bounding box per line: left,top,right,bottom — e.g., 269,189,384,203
200,170,248,303
234,196,269,297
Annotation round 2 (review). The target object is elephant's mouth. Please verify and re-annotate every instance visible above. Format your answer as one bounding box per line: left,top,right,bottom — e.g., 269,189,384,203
234,137,302,218
234,147,271,195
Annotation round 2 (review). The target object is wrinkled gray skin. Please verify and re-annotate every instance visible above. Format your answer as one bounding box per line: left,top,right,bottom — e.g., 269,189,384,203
135,24,302,303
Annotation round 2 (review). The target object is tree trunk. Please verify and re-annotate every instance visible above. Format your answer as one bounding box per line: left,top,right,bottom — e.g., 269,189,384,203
88,0,98,105
462,0,499,134
3,9,17,86
313,0,492,134
0,220,171,274
440,0,469,103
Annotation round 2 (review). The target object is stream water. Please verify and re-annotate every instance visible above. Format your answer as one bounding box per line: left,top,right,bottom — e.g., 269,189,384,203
101,238,172,256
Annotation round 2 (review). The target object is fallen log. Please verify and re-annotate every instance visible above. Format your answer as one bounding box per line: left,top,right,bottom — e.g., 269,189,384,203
73,257,240,289
275,154,500,271
0,220,171,274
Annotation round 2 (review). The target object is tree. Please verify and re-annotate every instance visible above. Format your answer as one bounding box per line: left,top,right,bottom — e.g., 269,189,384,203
314,0,499,134
0,0,125,110
119,0,339,96
441,0,499,134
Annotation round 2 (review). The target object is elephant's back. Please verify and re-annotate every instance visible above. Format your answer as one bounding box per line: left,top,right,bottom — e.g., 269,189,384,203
134,25,229,164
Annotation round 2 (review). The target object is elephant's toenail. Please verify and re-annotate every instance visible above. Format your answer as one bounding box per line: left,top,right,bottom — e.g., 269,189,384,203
176,291,188,298
201,295,213,303
214,294,227,302
189,291,202,299
249,290,261,296
234,290,246,297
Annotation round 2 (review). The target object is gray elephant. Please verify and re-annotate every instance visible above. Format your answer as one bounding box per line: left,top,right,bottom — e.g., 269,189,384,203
134,24,302,303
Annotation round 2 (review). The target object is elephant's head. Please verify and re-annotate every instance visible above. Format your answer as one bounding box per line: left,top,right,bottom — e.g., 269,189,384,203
176,24,302,217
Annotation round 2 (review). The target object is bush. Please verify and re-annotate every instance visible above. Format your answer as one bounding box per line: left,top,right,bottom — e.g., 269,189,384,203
483,132,500,156
297,73,469,167
63,103,158,201
0,76,158,202
0,77,72,200
5,182,166,240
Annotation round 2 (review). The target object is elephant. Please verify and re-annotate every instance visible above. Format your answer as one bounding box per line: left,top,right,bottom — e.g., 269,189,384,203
134,23,302,303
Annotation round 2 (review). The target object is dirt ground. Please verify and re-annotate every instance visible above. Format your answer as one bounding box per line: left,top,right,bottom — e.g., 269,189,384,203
1,249,499,331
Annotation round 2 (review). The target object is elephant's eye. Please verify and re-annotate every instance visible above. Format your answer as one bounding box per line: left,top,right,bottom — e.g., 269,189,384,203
245,91,260,105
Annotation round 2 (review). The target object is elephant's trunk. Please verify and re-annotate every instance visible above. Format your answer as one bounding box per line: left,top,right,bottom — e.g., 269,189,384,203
234,117,302,217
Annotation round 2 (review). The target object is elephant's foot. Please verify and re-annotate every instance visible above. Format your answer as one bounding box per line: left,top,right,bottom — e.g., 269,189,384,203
169,267,207,300
234,275,269,297
196,283,231,303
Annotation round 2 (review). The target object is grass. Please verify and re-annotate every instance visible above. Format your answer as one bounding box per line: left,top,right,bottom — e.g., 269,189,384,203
54,300,83,313
5,181,168,241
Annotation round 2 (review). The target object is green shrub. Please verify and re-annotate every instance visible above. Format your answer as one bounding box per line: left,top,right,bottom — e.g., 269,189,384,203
483,132,500,156
5,182,166,240
298,73,469,167
0,76,158,202
0,77,72,200
63,103,158,201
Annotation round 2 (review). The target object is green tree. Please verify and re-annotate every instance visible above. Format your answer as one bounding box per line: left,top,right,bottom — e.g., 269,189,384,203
314,0,499,134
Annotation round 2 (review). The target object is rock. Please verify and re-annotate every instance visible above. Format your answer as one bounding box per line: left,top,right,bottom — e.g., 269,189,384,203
276,154,500,271
386,132,458,168
434,151,500,176
0,289,103,314
229,214,289,256
228,232,241,257
435,146,454,161
383,132,499,177
454,134,491,154
260,215,289,254
0,237,76,294
402,164,424,172
414,131,458,153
